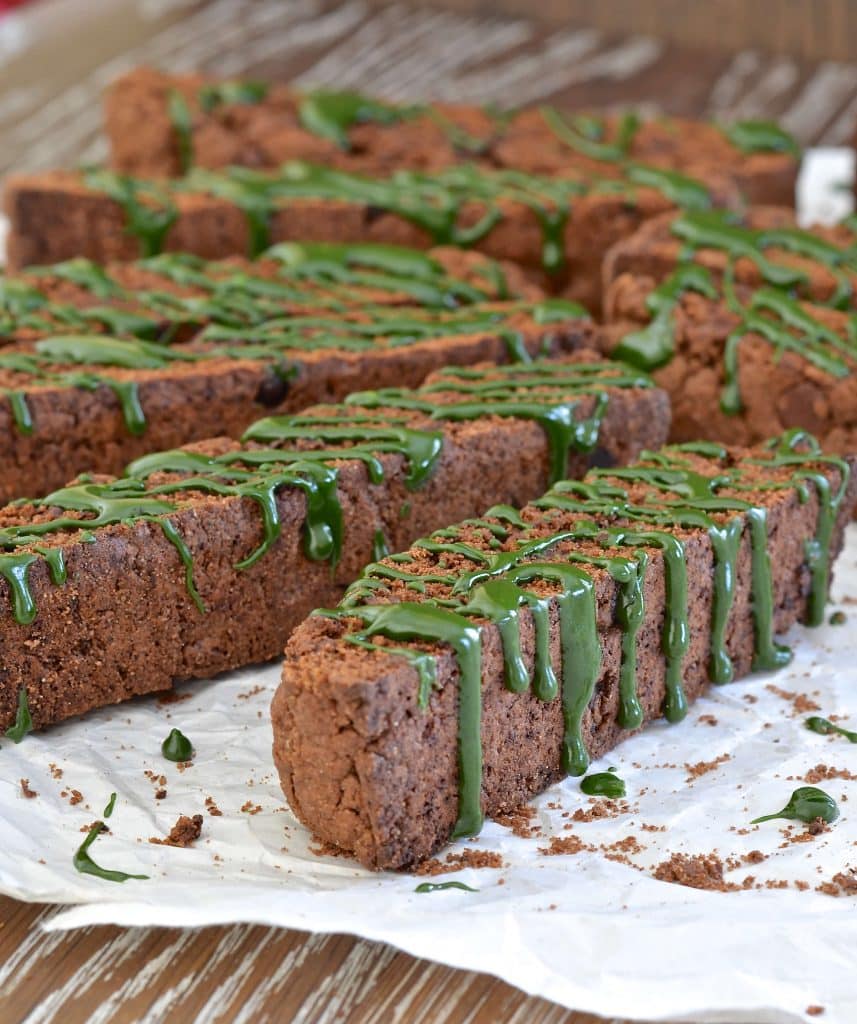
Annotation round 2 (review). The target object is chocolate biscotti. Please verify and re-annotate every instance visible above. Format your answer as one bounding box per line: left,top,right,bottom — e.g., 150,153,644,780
3,161,734,311
272,434,856,869
601,259,857,452
104,68,800,207
0,247,588,502
0,357,668,731
603,208,857,310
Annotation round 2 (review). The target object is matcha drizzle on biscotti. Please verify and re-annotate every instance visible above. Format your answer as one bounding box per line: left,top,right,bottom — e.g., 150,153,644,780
613,258,857,414
326,433,846,840
0,360,646,628
80,158,713,272
0,277,578,438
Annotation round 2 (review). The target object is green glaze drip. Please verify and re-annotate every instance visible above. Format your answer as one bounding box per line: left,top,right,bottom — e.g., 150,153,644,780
168,89,194,174
749,505,795,671
198,80,268,112
580,771,626,798
83,170,176,257
298,90,411,150
162,727,193,762
541,107,639,163
613,557,647,730
103,792,117,818
751,786,839,826
806,716,857,743
372,528,389,562
352,602,484,838
5,688,32,742
625,164,712,211
73,822,149,883
720,120,800,157
160,519,206,613
414,880,478,893
612,265,718,370
706,516,743,684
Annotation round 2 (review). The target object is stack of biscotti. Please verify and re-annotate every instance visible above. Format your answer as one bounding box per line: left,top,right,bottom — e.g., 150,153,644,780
0,243,595,502
104,68,799,208
273,434,857,869
0,356,668,731
600,209,857,451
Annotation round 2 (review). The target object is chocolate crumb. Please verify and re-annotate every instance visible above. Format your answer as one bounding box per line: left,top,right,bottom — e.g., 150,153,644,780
539,835,593,856
803,763,857,784
415,848,504,875
653,853,738,891
149,814,203,848
765,684,821,715
154,788,167,800
240,801,262,815
806,1006,825,1017
19,778,37,799
685,752,731,781
816,868,857,897
205,796,222,817
495,805,540,838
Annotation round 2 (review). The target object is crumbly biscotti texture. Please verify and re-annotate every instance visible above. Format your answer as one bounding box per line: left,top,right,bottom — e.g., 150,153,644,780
601,268,857,453
272,438,857,870
0,357,668,730
0,250,589,502
602,207,857,309
104,67,799,208
2,165,735,312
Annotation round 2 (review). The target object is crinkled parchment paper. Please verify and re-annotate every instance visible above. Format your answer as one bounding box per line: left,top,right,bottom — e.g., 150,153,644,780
0,151,855,1024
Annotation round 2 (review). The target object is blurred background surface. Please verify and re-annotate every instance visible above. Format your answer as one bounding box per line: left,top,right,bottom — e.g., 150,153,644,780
2,0,857,181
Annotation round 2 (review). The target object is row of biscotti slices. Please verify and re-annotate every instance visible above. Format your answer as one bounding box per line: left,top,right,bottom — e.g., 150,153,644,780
273,431,857,870
103,68,799,207
3,160,742,315
0,355,668,732
0,242,596,503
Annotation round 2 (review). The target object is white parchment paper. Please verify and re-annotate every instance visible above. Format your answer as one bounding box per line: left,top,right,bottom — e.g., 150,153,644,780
0,152,855,1024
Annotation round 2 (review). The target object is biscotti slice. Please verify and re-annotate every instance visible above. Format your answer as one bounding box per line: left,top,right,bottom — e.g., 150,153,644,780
603,207,857,309
4,242,538,349
2,162,733,311
0,295,594,503
104,68,799,207
272,434,856,869
0,357,668,731
601,262,857,452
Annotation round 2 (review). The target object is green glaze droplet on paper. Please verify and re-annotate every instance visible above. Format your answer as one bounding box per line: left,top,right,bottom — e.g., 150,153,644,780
162,728,193,762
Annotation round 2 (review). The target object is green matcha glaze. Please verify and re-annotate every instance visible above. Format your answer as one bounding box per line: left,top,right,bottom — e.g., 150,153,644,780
414,880,478,893
162,727,193,762
751,786,839,826
73,822,149,883
580,771,626,799
806,716,857,743
83,158,713,271
4,687,32,742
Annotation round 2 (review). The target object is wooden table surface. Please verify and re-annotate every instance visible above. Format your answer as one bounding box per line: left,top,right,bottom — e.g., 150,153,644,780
0,1,855,1021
